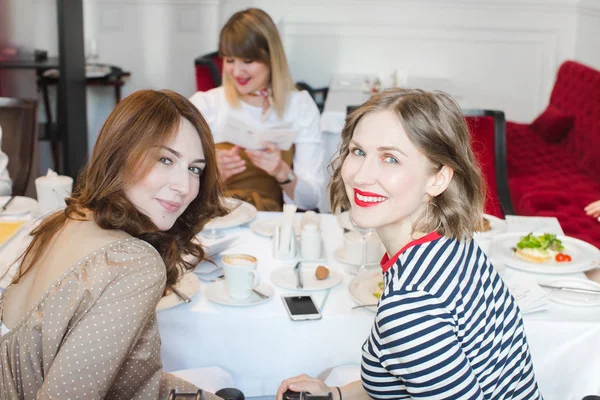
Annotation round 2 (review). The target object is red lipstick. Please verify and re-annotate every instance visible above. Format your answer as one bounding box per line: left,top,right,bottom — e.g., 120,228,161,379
353,189,388,208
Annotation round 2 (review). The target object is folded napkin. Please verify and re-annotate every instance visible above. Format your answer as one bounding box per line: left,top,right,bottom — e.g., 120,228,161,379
505,215,564,235
503,272,548,314
278,204,297,255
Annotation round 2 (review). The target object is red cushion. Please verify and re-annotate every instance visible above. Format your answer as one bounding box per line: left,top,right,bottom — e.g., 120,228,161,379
530,104,574,143
465,115,504,218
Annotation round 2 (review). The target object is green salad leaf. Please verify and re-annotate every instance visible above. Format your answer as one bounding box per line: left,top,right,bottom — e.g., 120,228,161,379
516,233,564,251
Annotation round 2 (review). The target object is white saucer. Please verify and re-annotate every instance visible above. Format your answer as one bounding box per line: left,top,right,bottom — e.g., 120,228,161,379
0,196,39,216
270,264,343,291
205,281,274,307
542,278,600,307
333,247,380,267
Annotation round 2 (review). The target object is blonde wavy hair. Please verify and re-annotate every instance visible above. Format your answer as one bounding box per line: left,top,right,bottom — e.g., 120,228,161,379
329,88,485,240
219,8,296,119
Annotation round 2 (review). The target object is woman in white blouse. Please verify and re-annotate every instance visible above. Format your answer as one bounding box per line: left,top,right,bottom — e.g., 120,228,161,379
0,125,12,196
189,8,325,211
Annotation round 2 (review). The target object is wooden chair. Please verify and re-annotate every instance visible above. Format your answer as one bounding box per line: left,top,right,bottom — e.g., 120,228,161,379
0,98,38,196
296,81,329,114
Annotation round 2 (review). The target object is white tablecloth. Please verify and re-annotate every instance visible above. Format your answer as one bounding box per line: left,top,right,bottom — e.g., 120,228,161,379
157,212,600,399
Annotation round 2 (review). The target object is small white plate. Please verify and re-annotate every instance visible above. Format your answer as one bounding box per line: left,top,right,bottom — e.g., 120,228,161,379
348,269,384,312
249,218,301,237
334,247,380,267
270,264,343,291
0,196,39,216
542,278,600,307
205,281,274,307
204,198,257,230
473,213,507,239
491,233,600,274
157,272,200,311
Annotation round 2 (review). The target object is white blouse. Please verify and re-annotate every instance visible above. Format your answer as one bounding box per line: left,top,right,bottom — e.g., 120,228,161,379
189,87,325,211
0,126,13,196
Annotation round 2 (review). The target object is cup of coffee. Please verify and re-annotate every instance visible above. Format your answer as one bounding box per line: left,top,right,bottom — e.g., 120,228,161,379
343,231,384,264
221,254,260,299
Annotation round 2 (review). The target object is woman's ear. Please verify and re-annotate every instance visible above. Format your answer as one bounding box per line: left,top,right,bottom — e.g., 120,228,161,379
427,165,453,198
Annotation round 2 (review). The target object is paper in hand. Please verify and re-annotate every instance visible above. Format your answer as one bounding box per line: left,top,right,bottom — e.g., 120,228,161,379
221,116,296,150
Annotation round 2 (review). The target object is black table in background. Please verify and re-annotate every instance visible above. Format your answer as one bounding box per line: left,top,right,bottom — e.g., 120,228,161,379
0,57,130,173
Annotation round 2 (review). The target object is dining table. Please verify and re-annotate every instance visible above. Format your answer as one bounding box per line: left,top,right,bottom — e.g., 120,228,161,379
156,211,600,399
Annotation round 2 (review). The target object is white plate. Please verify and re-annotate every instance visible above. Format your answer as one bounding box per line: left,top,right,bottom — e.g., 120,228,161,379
348,269,384,312
249,218,301,237
473,213,507,239
205,281,274,307
204,198,257,230
270,264,343,291
334,247,380,267
491,233,600,274
0,196,39,216
542,278,600,307
157,272,200,311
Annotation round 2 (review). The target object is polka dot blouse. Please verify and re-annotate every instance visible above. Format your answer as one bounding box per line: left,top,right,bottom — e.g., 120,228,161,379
0,238,221,400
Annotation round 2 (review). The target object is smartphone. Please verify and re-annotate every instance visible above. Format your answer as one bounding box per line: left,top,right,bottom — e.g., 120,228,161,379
281,295,322,321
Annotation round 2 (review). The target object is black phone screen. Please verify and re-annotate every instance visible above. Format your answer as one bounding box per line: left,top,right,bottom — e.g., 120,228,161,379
283,296,320,315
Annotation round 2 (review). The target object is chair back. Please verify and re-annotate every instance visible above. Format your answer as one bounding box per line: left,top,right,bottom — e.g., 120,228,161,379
463,109,513,218
0,98,37,196
194,51,223,92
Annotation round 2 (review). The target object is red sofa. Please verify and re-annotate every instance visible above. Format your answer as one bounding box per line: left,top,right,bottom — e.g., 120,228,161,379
506,60,600,248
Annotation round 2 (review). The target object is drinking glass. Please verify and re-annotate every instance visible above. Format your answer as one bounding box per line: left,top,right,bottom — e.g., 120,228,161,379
349,213,376,275
86,39,99,65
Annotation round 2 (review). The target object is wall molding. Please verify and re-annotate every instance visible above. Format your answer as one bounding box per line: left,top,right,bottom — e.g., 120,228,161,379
283,20,562,118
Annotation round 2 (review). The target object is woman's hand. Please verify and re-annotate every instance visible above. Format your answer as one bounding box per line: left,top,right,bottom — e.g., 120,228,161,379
246,141,289,181
217,145,246,182
276,374,336,400
584,200,600,220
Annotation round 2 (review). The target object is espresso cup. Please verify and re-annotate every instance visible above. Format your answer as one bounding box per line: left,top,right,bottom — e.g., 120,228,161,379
221,254,260,299
343,231,384,264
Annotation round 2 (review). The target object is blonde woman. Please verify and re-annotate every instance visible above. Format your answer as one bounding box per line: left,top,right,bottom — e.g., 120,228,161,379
277,89,542,399
190,8,324,211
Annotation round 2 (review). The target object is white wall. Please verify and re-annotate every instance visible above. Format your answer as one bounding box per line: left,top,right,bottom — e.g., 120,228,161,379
5,0,600,153
576,0,600,68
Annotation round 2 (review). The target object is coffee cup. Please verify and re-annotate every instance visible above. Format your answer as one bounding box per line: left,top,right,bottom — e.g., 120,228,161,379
342,231,384,264
221,254,260,299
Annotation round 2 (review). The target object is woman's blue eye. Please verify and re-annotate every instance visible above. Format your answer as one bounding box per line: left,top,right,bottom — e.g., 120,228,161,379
351,148,365,157
383,155,399,164
189,166,202,175
159,157,172,165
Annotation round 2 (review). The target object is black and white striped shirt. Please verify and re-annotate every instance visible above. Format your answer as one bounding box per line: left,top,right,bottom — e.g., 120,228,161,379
361,232,542,399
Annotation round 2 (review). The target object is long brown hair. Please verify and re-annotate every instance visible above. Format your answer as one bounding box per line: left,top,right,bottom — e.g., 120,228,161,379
330,88,485,240
219,8,296,118
15,89,228,287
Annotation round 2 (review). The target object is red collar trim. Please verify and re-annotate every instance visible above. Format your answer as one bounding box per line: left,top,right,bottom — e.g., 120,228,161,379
380,231,442,273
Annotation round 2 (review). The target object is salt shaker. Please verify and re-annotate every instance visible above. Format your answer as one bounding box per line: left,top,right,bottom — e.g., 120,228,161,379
301,223,321,260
